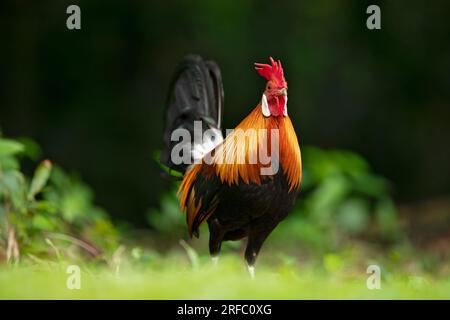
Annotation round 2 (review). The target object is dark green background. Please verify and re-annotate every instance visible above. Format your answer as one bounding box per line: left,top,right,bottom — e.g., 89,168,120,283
1,1,449,225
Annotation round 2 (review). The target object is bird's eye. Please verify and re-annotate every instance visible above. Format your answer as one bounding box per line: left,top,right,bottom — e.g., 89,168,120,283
267,85,271,90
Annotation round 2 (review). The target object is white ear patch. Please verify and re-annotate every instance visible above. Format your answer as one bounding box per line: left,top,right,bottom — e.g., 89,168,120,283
283,96,288,116
261,94,271,117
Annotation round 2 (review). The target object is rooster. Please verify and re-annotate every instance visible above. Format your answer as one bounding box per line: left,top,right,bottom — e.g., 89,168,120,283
161,55,301,276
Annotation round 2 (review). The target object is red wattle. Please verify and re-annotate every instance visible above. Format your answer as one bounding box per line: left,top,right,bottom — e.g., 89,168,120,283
267,95,286,116
278,95,286,115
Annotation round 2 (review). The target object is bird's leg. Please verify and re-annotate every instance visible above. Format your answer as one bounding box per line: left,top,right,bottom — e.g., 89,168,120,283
208,218,224,265
245,227,275,279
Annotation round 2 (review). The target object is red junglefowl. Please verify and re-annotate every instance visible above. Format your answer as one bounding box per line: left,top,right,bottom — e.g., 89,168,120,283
160,55,302,277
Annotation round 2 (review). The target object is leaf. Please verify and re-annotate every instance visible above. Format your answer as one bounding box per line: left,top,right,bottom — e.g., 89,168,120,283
29,200,58,214
352,173,389,198
375,197,399,236
336,198,369,233
32,215,56,231
331,150,370,176
0,139,24,156
0,155,20,170
0,170,27,210
28,160,52,200
307,173,350,224
16,138,42,160
60,184,92,222
147,187,184,232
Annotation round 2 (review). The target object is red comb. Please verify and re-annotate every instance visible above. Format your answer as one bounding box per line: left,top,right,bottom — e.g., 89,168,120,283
254,57,286,87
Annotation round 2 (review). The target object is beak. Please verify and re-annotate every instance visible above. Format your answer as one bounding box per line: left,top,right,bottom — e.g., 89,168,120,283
278,88,287,96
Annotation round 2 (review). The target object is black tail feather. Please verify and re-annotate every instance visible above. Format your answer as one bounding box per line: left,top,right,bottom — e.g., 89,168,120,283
161,55,224,175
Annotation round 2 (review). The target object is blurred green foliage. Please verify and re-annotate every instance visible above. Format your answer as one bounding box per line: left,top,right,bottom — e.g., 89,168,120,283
272,146,402,251
1,134,448,299
0,134,119,264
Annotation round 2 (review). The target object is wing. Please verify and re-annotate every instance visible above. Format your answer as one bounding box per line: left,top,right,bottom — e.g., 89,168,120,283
178,164,221,237
178,106,273,237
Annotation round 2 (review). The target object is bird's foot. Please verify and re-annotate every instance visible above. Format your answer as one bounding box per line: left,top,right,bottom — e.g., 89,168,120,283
212,256,219,266
247,265,255,279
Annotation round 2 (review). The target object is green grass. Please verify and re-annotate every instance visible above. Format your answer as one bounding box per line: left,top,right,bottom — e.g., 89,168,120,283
1,254,449,299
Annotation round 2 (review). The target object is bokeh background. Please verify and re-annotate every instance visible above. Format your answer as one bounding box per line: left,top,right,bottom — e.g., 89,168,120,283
1,0,449,230
1,1,450,299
